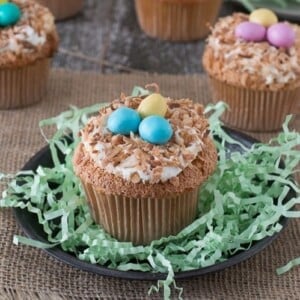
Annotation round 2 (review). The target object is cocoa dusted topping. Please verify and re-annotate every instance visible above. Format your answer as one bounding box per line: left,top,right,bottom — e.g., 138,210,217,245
203,13,300,91
73,138,218,199
0,0,58,68
80,95,211,184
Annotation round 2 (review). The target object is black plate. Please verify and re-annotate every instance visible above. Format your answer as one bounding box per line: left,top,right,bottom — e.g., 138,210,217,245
13,128,289,281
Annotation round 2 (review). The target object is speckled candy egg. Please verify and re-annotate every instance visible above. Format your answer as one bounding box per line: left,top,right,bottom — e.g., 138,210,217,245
249,8,278,27
235,21,266,42
137,93,168,118
0,2,21,27
107,107,141,135
267,23,296,48
139,116,173,145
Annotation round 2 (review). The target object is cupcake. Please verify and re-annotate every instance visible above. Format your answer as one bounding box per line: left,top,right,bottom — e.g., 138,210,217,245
134,0,222,41
73,90,217,245
0,0,58,109
203,9,300,132
36,0,83,21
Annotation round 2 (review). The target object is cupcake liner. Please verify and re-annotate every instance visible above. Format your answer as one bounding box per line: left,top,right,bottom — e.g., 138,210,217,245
134,0,222,41
0,58,50,110
209,76,300,132
81,180,199,245
36,0,83,20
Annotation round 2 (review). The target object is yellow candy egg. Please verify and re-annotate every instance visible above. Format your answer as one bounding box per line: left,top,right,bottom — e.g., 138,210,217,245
249,8,278,27
137,93,168,118
0,0,8,4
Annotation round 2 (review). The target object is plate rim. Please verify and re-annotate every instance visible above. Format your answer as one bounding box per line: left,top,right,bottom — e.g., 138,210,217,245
13,127,290,281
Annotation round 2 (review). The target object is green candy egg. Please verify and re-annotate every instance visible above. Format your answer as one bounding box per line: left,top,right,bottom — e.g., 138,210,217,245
0,3,21,27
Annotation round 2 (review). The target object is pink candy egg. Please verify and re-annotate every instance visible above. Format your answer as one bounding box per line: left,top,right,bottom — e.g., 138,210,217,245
235,21,266,42
267,23,295,48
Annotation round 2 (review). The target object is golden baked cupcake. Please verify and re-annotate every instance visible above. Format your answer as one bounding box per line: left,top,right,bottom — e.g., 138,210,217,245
203,9,300,132
73,90,217,245
36,0,83,21
134,0,222,41
0,0,58,109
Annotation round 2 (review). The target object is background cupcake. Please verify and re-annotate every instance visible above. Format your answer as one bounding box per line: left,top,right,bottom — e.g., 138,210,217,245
0,0,58,109
73,92,217,245
203,9,300,132
36,0,84,21
134,0,222,41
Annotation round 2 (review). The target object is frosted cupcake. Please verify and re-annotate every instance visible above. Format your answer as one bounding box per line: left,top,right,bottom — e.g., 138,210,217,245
73,90,217,245
0,0,58,109
203,9,300,132
134,0,222,41
36,0,83,21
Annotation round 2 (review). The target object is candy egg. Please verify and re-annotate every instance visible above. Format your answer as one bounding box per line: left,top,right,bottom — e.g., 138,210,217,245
0,0,8,5
267,23,296,48
107,107,141,135
249,8,278,27
235,21,266,42
137,93,168,118
139,116,173,145
0,3,21,27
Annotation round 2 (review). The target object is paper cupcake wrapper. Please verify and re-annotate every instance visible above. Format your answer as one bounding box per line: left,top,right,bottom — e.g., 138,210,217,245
209,76,300,132
0,59,50,110
134,0,222,41
81,180,199,245
37,0,83,20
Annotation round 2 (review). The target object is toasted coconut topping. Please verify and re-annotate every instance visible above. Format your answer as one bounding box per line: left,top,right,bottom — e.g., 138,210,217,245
203,13,300,91
0,0,58,68
80,96,211,184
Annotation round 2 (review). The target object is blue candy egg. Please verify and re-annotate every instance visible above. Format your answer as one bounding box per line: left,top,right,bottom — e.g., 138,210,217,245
107,107,141,135
139,116,173,145
0,3,21,27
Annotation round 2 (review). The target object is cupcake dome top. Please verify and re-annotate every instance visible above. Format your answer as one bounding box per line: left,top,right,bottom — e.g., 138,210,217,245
0,0,58,68
79,95,213,185
203,13,300,91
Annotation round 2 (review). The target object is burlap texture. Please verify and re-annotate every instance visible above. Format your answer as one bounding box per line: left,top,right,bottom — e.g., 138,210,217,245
0,69,299,299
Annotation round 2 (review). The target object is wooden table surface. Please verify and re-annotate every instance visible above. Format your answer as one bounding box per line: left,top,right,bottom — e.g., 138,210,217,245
53,0,247,73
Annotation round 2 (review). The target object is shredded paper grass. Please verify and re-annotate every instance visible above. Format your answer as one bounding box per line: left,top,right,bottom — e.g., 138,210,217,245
1,89,300,299
227,0,300,11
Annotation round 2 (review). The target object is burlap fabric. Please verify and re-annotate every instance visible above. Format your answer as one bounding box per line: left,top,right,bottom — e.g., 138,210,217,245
0,69,299,299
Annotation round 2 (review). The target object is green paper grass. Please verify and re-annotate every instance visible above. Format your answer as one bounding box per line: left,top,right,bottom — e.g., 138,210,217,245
1,90,300,299
228,0,300,11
